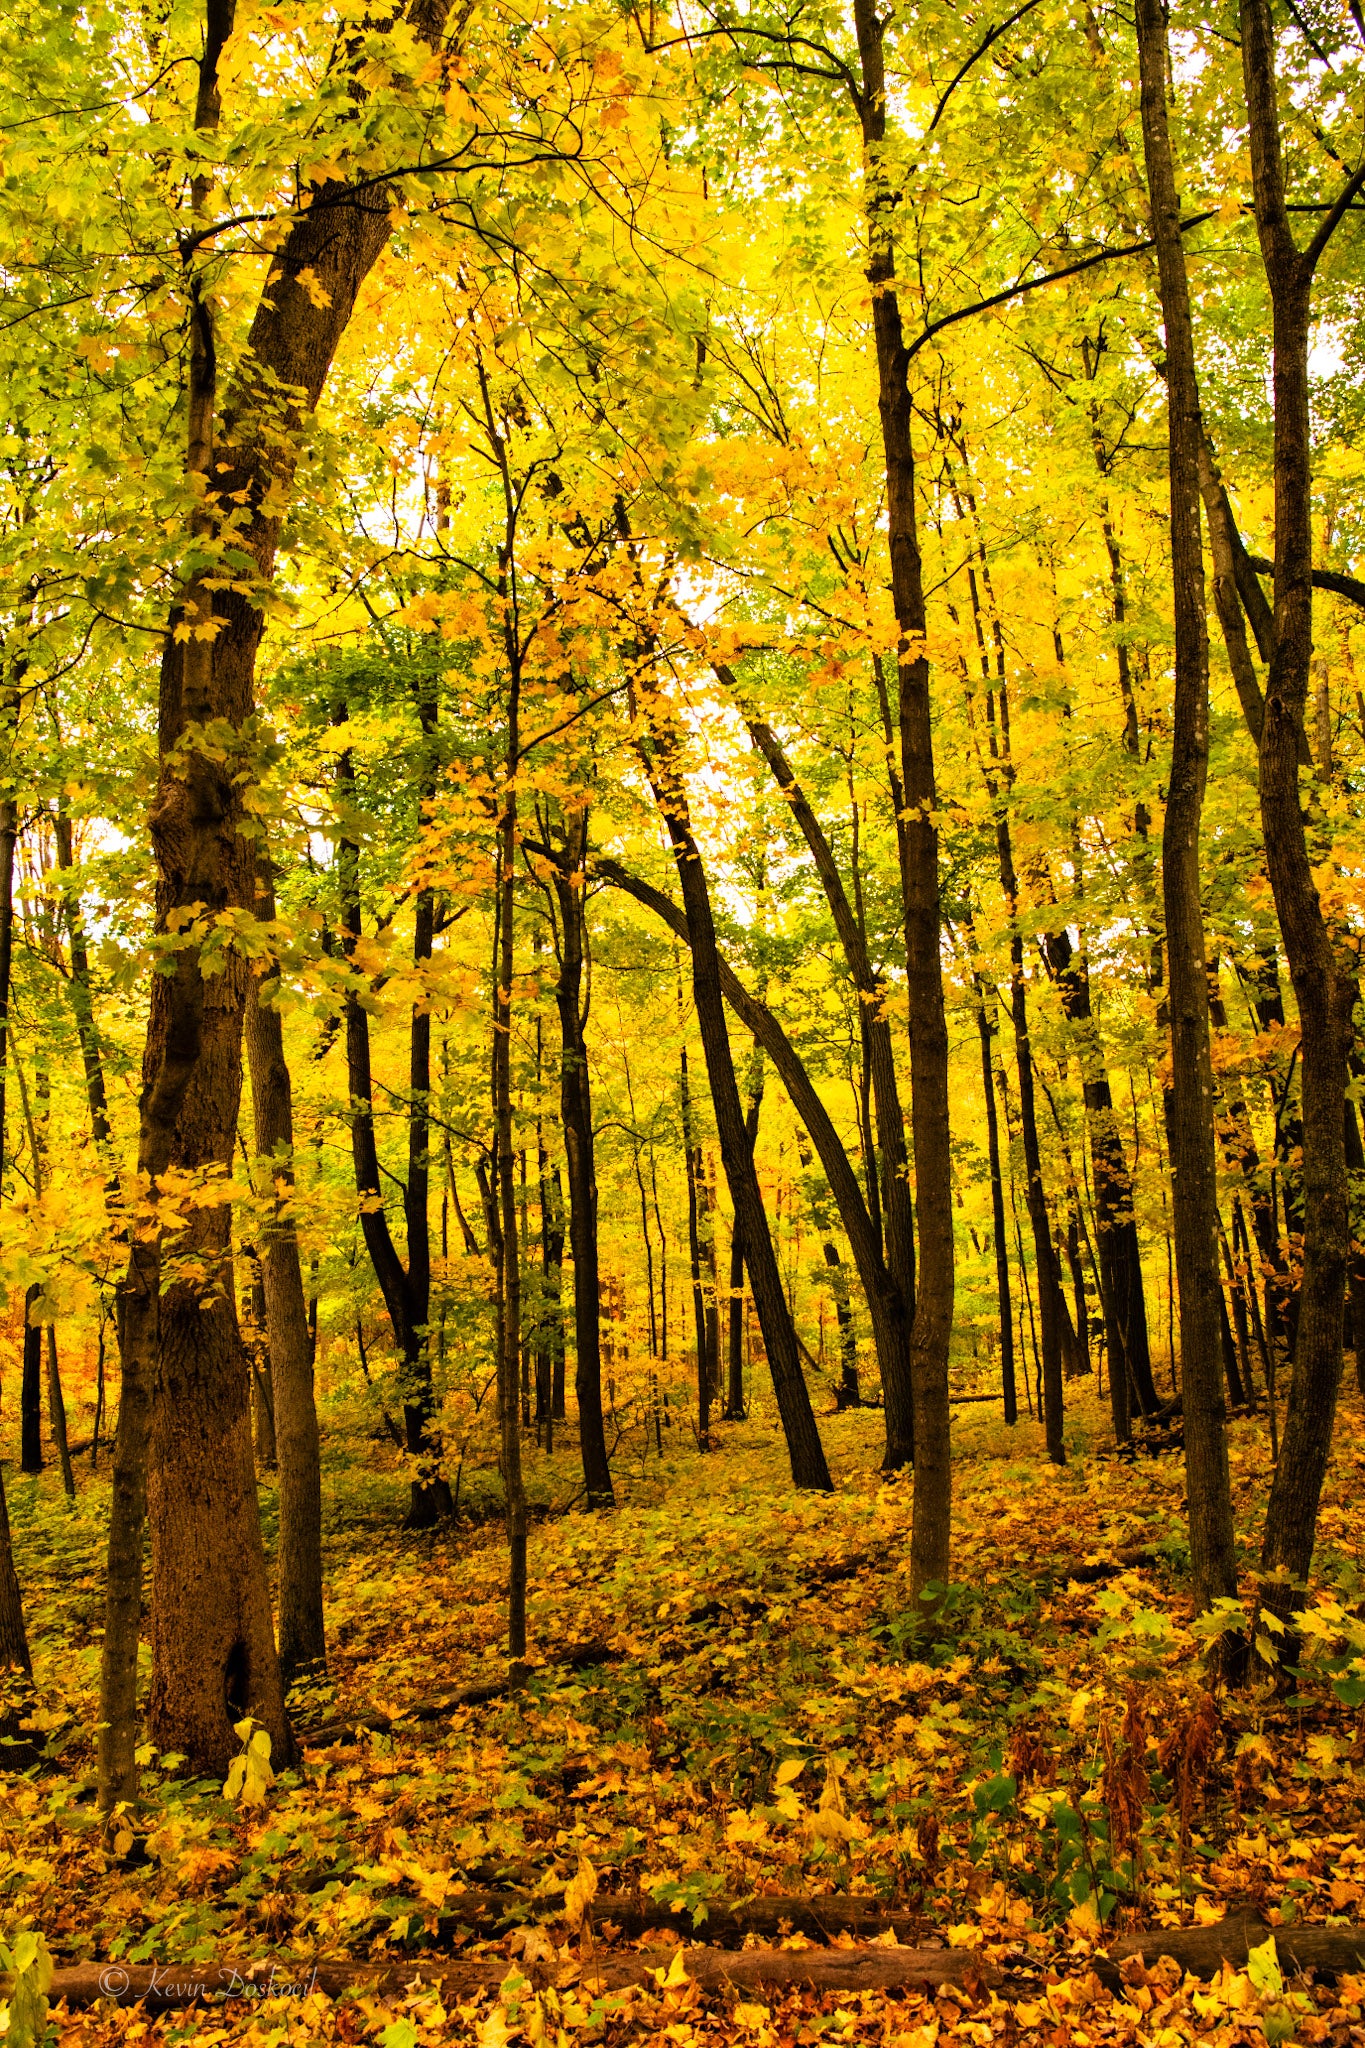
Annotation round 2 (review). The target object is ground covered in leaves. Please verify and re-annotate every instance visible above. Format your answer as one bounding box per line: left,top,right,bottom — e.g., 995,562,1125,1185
4,1387,1365,2045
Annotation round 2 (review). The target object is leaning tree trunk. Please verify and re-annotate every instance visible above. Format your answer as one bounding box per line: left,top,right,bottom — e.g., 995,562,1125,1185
633,702,831,1491
853,0,953,1585
726,1040,765,1419
1240,0,1360,1620
596,857,907,1434
1136,0,1240,1621
243,868,326,1682
551,810,614,1509
742,709,916,1465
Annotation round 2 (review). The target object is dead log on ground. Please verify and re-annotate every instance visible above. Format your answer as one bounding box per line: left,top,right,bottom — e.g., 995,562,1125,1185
1109,1915,1365,1980
427,1890,926,1946
49,1943,993,2012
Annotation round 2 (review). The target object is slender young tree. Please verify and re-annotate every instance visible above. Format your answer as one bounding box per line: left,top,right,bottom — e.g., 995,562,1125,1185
546,809,614,1507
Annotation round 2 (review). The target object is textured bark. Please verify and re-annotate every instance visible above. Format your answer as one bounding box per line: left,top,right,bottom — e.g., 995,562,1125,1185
633,710,831,1490
243,874,326,1681
49,1944,995,2014
1240,0,1359,1616
743,712,915,1465
853,0,952,1583
1136,0,1240,1619
550,812,613,1508
102,0,457,1796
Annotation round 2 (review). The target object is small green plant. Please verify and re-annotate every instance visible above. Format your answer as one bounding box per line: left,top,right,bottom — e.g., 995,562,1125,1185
222,1719,275,1807
0,1930,52,2048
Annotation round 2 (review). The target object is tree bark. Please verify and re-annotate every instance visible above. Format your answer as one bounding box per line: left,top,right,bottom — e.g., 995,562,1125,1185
593,855,907,1427
852,0,954,1580
334,714,450,1528
492,703,528,1658
549,811,613,1508
243,880,326,1680
1240,0,1359,1618
679,1031,711,1446
742,711,915,1463
726,1041,765,1419
632,706,831,1490
1133,0,1241,1621
968,956,1015,1423
100,0,456,1798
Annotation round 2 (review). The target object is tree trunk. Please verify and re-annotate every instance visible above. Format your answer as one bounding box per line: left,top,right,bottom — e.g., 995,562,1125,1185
1134,0,1242,1622
243,880,326,1681
334,711,450,1529
1240,0,1359,1618
550,810,614,1508
633,705,831,1490
726,1041,764,1419
595,856,907,1433
742,711,915,1463
969,959,1016,1423
679,1034,711,1446
100,0,455,1800
492,697,528,1658
852,0,954,1581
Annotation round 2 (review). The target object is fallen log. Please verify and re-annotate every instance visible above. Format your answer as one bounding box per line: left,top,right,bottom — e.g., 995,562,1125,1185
1065,1543,1164,1586
298,1641,619,1746
49,1943,994,2013
1109,1915,1365,1981
427,1889,926,1946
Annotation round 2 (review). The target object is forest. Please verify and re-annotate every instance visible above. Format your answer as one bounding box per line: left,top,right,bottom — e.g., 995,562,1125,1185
0,0,1363,2037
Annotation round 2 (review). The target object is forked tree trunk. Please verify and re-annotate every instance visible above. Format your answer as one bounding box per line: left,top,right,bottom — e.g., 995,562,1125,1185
852,0,953,1585
1240,0,1360,1617
968,958,1015,1424
1135,0,1240,1620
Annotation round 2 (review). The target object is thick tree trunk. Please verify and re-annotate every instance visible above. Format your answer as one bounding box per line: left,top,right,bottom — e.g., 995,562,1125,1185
550,811,614,1508
852,0,952,1581
1240,0,1359,1618
101,0,455,1797
0,1466,29,1680
243,897,326,1680
634,708,831,1490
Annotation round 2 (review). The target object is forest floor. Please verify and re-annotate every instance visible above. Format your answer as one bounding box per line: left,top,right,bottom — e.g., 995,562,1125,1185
3,1383,1365,2045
